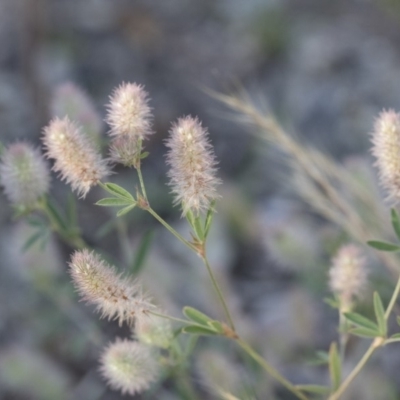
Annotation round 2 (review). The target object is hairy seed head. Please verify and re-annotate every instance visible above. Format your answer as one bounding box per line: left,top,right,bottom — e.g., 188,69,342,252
0,142,50,208
166,116,221,215
371,109,400,203
100,339,159,395
329,244,368,310
51,82,102,144
42,117,109,197
106,82,152,139
69,249,153,325
134,310,173,349
109,136,141,167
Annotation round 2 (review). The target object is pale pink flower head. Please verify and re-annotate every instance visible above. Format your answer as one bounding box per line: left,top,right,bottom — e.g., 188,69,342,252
69,249,153,326
106,82,152,140
0,142,50,208
51,82,102,144
371,109,400,203
100,339,160,395
42,117,109,197
165,116,221,216
329,244,368,311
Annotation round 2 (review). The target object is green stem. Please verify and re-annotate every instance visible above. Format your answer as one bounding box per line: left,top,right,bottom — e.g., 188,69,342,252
146,207,198,252
136,164,148,200
385,275,400,319
236,338,309,400
202,256,235,331
328,339,380,400
338,311,349,361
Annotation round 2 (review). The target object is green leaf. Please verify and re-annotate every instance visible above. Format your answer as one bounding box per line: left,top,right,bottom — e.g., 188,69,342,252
182,325,218,336
45,197,69,233
324,296,340,309
140,151,150,159
116,204,136,217
100,182,134,200
183,307,212,326
329,342,341,391
396,316,400,327
344,312,379,331
349,327,381,338
305,350,330,366
391,209,400,241
22,231,45,252
391,333,400,339
96,198,134,207
204,202,215,239
207,320,224,334
373,292,387,336
367,240,400,252
131,230,155,276
295,385,331,395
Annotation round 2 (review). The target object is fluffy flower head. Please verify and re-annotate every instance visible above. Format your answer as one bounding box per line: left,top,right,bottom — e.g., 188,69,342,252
100,339,159,395
329,244,368,310
106,82,152,139
51,82,102,143
69,249,152,325
42,117,109,197
371,109,400,203
134,310,173,349
166,116,221,215
0,142,50,207
109,136,140,167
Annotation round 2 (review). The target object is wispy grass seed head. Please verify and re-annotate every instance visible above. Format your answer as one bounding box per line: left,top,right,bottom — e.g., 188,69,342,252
166,116,221,216
371,109,400,204
69,249,152,326
42,117,109,197
0,142,50,208
106,82,152,140
100,339,159,396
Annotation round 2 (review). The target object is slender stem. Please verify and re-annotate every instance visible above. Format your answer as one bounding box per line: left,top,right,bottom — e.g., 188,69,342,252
202,256,235,331
146,207,198,252
338,310,349,361
329,339,380,400
136,164,148,200
385,275,400,319
236,338,309,400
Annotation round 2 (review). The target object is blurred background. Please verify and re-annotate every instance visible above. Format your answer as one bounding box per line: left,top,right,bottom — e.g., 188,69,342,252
1,0,400,399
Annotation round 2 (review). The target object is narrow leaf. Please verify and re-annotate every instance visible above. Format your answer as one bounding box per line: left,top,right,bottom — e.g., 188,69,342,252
396,316,400,327
295,385,331,395
373,292,387,336
96,198,133,207
116,204,136,217
204,202,215,239
183,307,212,326
100,182,134,200
329,342,341,391
140,151,150,159
46,197,69,233
207,320,224,334
391,209,400,241
349,327,380,338
324,297,340,309
22,231,45,252
131,230,155,275
305,351,330,366
182,325,218,336
390,333,400,339
367,240,400,252
344,312,379,331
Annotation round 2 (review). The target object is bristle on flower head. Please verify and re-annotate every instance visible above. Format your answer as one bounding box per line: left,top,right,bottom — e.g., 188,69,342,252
329,244,368,310
69,249,153,326
100,339,159,395
42,117,109,197
371,109,400,203
165,116,221,216
106,82,152,139
0,142,50,207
